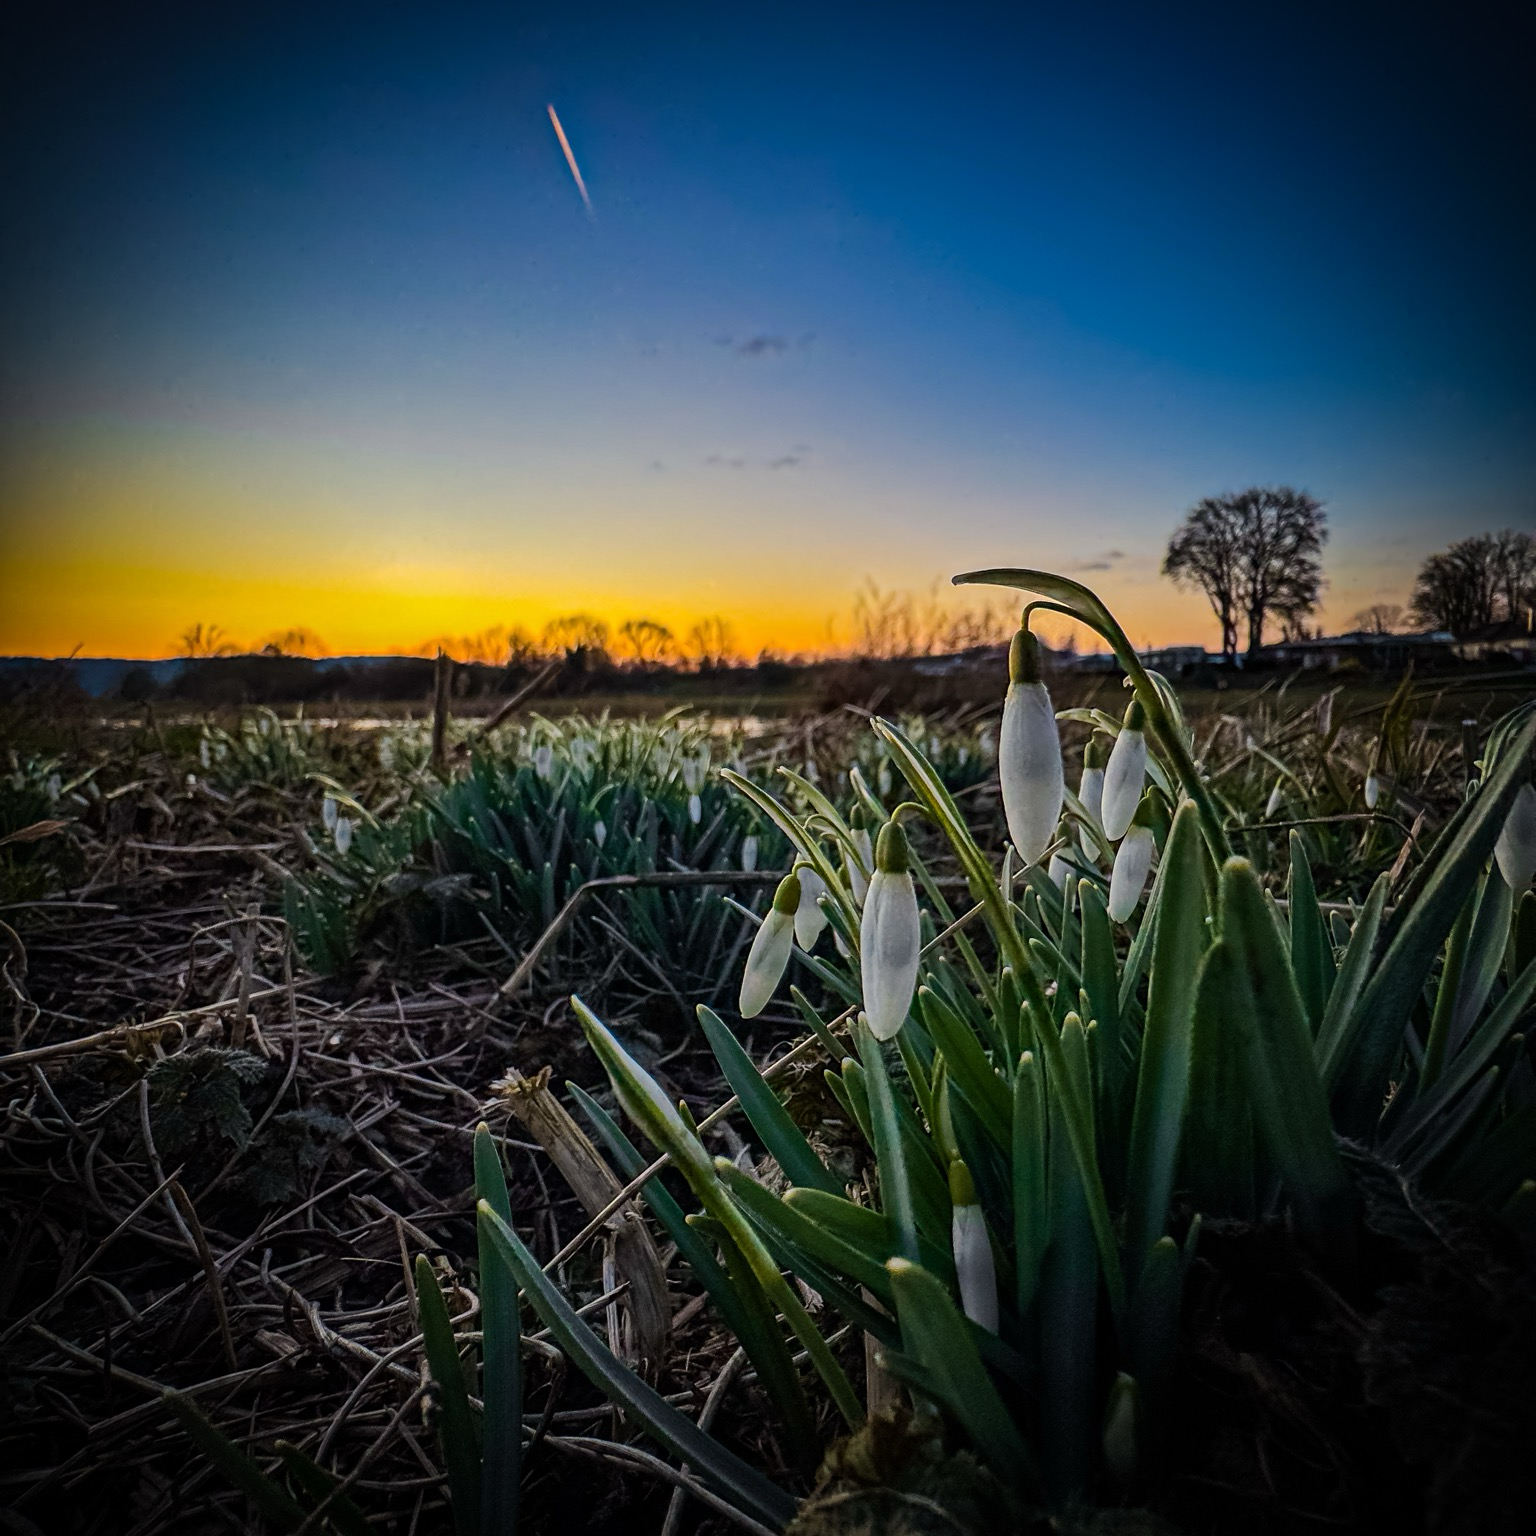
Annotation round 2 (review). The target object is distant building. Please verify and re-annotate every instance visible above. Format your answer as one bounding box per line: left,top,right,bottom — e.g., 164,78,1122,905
1263,630,1456,671
1452,619,1536,666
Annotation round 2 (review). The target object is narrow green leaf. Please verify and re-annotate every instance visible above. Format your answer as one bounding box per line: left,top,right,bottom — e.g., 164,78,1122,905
1012,1051,1047,1319
1040,1015,1098,1502
783,1186,957,1284
1316,874,1389,1084
696,1005,842,1195
1124,802,1207,1265
477,1205,797,1532
1125,1237,1182,1402
1333,711,1536,1135
1183,942,1255,1217
474,1125,521,1536
857,1019,920,1263
274,1442,375,1536
164,1392,307,1531
887,1258,1037,1491
1079,880,1121,1086
1288,831,1335,1033
917,986,1011,1147
415,1255,483,1536
1216,860,1353,1246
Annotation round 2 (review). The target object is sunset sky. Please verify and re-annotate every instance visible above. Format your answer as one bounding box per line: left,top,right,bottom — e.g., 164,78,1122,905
2,1,1530,659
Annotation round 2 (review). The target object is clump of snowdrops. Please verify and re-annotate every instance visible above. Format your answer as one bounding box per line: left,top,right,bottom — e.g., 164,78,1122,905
446,566,1536,1535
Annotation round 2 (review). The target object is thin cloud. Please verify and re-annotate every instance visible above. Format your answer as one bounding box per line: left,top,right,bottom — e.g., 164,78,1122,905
737,335,787,357
1068,549,1127,573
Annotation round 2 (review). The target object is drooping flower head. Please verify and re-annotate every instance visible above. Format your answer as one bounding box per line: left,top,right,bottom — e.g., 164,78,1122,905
1078,736,1106,858
1101,698,1148,843
1107,792,1155,922
739,871,801,1018
860,819,921,1040
846,805,873,907
949,1158,999,1334
1495,781,1536,892
999,624,1064,866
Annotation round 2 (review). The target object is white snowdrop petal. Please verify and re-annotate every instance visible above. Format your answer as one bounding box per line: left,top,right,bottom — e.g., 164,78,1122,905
1265,781,1284,819
1108,824,1154,922
1364,774,1380,810
999,681,1064,866
322,796,339,831
1494,783,1536,892
688,792,702,825
1077,764,1104,859
739,910,795,1018
593,819,607,848
1048,850,1071,892
860,869,920,1040
952,1202,999,1334
740,834,758,872
794,867,829,950
848,827,873,906
1101,729,1147,842
334,816,354,856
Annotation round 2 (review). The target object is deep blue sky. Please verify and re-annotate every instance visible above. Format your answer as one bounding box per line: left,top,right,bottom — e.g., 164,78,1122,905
2,0,1531,654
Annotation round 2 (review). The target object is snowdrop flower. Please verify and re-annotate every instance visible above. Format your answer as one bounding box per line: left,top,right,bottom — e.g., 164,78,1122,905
1107,797,1156,923
334,815,354,856
860,820,921,1040
198,737,211,769
977,726,996,763
1265,778,1285,819
793,863,829,950
322,795,339,832
45,772,62,801
740,834,758,872
378,736,396,771
1494,782,1536,891
739,872,801,1018
998,626,1064,866
681,747,709,796
804,758,820,786
185,773,198,791
593,819,607,848
1101,699,1148,842
215,741,228,762
1047,829,1073,894
957,746,969,768
1078,738,1105,858
877,759,893,797
845,809,873,907
949,1160,998,1334
533,744,554,780
687,793,703,824
1364,772,1381,810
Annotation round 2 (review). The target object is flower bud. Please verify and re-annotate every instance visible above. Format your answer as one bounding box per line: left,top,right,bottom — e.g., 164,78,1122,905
860,822,921,1040
949,1160,998,1334
1265,777,1285,819
1364,772,1381,810
334,815,354,856
999,628,1064,866
322,795,339,831
687,792,702,825
1101,699,1147,842
1078,737,1105,858
1494,782,1536,891
739,873,801,1018
1107,801,1155,922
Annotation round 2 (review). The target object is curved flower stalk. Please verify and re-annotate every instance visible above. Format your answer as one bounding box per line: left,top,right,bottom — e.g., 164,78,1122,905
739,872,801,1018
1107,797,1155,922
999,625,1064,865
860,820,922,1040
949,1159,999,1333
794,863,830,950
1494,781,1536,891
1101,700,1147,842
1077,738,1105,858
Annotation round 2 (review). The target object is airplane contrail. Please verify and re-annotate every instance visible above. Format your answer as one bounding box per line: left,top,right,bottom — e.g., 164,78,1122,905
547,104,594,219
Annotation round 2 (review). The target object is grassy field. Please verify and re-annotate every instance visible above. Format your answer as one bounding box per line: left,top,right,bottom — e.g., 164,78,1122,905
2,656,1533,1535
